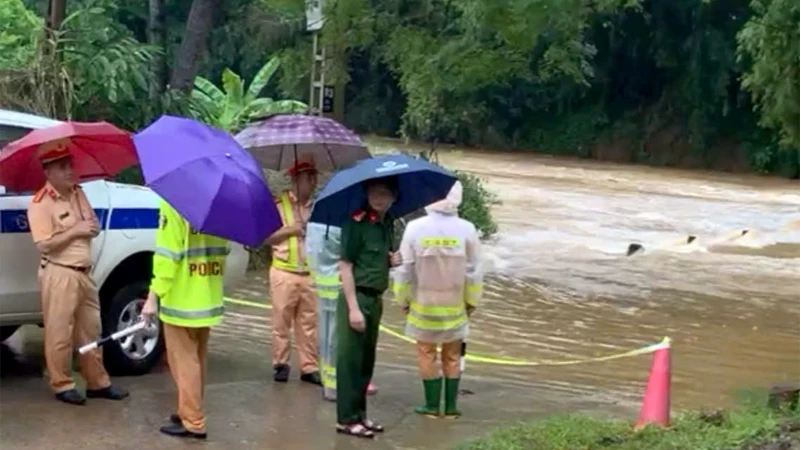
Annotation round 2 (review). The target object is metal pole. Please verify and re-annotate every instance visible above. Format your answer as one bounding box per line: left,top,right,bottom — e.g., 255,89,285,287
309,32,326,116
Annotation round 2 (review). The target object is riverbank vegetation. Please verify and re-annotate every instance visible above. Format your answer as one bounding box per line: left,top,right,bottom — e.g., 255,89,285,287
1,0,798,178
457,392,800,450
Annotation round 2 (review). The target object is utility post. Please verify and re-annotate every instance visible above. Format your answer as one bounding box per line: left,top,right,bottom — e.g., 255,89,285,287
306,0,344,121
306,0,325,117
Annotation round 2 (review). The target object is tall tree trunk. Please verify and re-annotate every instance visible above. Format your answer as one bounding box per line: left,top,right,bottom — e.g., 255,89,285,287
46,0,67,35
45,0,67,55
169,0,220,92
148,0,167,98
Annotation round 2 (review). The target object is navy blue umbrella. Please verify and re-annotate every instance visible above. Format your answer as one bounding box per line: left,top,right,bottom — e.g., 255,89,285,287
310,154,458,227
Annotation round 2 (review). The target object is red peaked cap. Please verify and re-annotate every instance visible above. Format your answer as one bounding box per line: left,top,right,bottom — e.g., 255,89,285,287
287,157,318,177
38,139,73,164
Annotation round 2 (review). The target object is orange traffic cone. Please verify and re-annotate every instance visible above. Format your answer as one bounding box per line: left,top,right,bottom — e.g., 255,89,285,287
635,337,672,429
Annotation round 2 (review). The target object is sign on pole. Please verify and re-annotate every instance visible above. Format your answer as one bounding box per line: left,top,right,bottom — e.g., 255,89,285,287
306,0,324,32
322,85,334,113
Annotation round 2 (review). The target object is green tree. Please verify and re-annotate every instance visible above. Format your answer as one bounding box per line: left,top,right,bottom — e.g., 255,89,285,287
0,0,42,68
0,0,171,129
737,0,800,149
190,56,308,132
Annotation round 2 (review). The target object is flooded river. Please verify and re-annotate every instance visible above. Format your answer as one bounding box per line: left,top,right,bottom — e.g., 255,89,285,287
363,137,800,410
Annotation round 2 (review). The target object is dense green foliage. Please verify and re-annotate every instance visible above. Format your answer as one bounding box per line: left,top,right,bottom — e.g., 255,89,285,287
0,0,194,129
737,0,800,151
0,0,41,68
291,0,797,177
457,391,800,450
1,0,797,179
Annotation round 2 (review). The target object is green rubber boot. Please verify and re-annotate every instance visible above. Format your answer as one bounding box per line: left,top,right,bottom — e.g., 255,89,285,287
444,378,461,418
414,378,442,417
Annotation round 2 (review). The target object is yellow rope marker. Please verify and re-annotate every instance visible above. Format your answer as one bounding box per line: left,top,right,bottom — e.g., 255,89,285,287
223,297,670,367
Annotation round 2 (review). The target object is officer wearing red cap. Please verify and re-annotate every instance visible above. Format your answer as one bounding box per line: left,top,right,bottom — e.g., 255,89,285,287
26,140,129,405
263,155,322,385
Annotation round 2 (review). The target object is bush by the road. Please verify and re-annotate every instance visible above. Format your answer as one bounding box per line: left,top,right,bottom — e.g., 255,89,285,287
456,391,800,450
455,170,498,239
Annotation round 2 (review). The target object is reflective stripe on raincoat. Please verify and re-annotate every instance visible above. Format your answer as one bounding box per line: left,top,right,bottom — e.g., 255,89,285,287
392,181,483,343
306,222,341,392
151,199,230,328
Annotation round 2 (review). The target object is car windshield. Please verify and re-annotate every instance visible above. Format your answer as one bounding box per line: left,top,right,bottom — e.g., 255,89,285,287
0,123,31,149
0,124,34,195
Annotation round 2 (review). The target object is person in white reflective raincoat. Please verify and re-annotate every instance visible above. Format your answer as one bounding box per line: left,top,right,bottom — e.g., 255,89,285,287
392,181,482,418
305,223,341,401
305,223,378,401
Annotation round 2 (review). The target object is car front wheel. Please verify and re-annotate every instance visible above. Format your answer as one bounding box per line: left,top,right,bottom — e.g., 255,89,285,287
101,281,164,376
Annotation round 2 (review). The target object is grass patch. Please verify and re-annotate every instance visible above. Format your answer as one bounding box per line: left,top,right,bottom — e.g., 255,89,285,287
456,391,800,450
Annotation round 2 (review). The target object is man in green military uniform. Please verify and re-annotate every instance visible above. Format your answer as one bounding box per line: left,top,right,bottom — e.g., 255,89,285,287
142,199,230,440
335,176,401,439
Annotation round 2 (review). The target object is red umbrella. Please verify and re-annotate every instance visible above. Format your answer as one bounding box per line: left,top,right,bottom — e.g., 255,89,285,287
0,121,139,193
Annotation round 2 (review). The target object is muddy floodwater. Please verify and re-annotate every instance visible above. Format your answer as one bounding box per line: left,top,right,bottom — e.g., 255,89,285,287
363,137,799,410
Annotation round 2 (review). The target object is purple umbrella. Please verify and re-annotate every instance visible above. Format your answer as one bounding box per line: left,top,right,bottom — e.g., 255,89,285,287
133,115,282,247
234,114,371,171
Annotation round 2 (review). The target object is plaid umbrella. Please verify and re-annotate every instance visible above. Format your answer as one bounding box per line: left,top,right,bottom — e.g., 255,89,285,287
234,114,371,172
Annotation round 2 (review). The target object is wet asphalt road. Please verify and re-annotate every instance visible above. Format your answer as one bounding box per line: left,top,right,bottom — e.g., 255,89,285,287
0,301,632,450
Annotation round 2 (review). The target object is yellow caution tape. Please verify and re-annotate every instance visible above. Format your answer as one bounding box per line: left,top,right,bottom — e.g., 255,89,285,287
223,297,671,367
224,297,273,310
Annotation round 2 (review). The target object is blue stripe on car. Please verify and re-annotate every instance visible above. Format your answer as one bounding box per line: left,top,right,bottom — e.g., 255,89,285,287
0,208,159,233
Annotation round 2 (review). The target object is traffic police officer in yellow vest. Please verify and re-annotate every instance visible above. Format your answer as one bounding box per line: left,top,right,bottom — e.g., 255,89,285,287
142,199,230,440
264,156,321,385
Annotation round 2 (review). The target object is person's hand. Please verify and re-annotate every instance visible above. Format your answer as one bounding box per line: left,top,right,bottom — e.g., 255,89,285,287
89,221,100,237
72,220,96,237
389,251,402,267
466,305,476,317
348,307,366,332
140,291,158,324
288,222,305,237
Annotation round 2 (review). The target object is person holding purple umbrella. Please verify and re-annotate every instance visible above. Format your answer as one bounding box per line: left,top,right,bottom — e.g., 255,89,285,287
141,199,229,440
133,115,282,440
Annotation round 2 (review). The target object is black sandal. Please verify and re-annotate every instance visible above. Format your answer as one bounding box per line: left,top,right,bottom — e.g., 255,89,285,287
362,419,384,433
336,423,374,439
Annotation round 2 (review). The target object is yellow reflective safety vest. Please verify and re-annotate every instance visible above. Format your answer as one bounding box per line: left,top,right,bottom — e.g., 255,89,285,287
271,192,309,273
393,212,483,343
151,200,230,328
